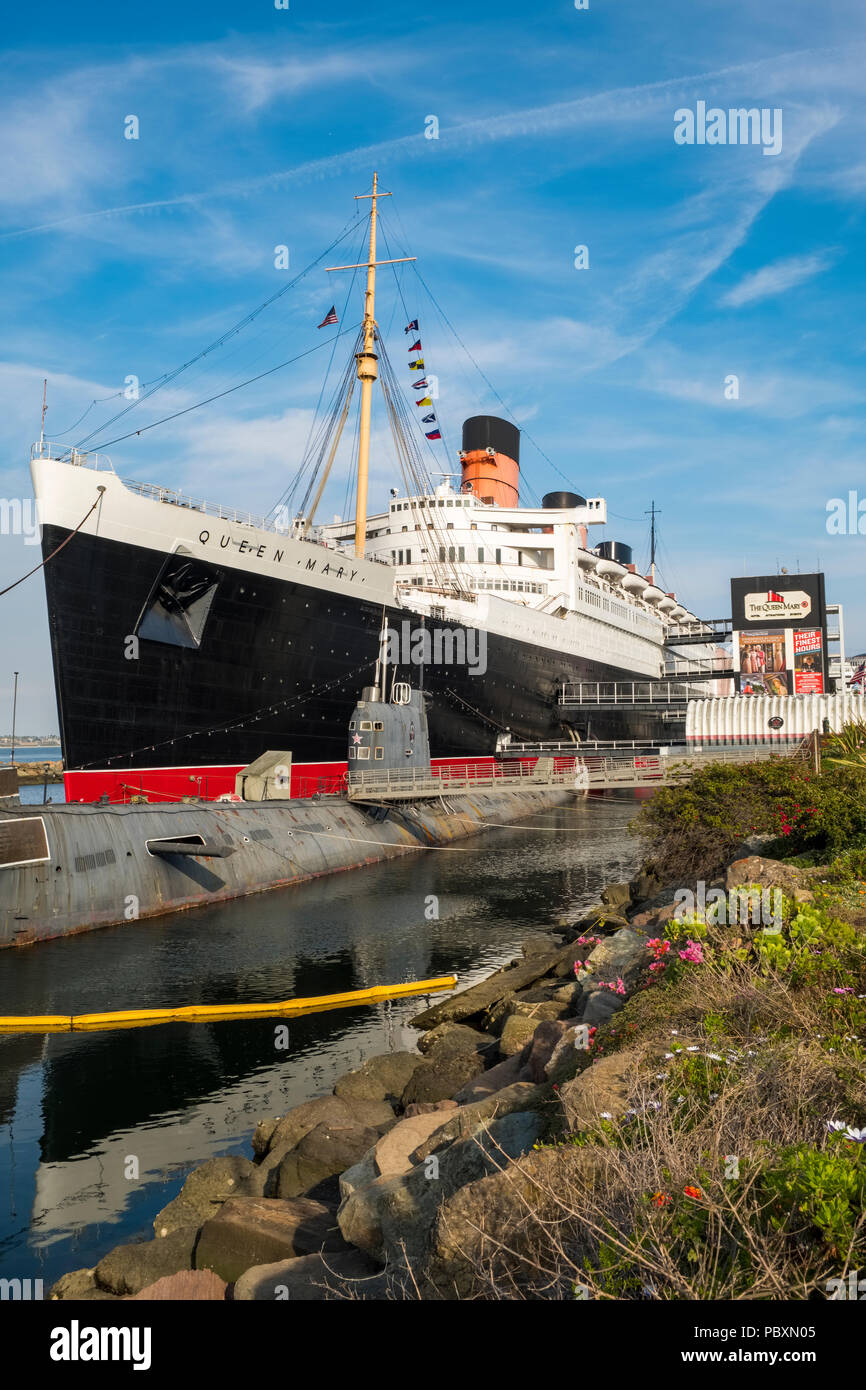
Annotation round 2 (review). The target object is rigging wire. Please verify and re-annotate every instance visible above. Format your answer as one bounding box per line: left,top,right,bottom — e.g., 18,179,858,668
268,223,368,522
378,214,453,473
75,211,364,451
74,652,381,772
379,213,566,507
0,491,105,599
76,327,361,454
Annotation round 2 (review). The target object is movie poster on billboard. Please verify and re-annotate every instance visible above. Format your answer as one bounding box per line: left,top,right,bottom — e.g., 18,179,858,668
737,629,787,679
792,629,825,694
738,672,791,697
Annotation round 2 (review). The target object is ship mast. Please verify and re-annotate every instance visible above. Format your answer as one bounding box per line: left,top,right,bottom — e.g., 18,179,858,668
326,173,415,558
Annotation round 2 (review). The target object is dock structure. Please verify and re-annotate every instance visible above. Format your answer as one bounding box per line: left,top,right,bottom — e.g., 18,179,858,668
347,735,818,802
346,756,576,804
569,738,814,791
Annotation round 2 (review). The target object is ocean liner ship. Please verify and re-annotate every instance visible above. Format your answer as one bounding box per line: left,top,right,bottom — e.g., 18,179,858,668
30,175,718,803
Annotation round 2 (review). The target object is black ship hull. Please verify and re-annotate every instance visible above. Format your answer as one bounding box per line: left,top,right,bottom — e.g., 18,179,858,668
42,524,671,800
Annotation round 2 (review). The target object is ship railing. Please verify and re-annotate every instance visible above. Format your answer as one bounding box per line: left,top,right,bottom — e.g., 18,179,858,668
346,740,812,800
346,757,578,801
119,478,295,532
559,681,695,706
31,440,116,471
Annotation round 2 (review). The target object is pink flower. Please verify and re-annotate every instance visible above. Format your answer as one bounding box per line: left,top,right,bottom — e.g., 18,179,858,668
678,939,705,964
573,960,584,976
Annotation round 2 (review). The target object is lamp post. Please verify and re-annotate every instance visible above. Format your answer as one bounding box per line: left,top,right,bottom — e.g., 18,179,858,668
10,671,19,765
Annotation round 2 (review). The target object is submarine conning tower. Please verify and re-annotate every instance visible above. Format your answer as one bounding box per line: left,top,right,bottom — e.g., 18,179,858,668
459,415,520,508
348,681,431,773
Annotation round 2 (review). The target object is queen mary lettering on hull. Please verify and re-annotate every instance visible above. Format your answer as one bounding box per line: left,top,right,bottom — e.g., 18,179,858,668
29,174,717,804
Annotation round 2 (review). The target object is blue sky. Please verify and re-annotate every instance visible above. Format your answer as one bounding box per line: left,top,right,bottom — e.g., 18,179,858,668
2,0,865,728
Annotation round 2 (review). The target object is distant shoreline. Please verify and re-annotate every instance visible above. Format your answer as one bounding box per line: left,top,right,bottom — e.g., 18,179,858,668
0,741,61,748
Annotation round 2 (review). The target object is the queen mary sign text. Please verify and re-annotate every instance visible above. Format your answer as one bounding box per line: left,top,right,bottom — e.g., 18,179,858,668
743,590,812,622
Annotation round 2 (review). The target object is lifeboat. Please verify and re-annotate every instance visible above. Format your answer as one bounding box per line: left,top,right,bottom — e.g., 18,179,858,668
595,558,627,581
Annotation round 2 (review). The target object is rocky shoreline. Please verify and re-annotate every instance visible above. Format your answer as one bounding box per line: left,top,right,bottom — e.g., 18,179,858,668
47,844,852,1302
12,760,63,785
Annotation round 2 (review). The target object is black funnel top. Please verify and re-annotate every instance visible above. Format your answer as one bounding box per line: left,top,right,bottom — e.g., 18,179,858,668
462,416,520,463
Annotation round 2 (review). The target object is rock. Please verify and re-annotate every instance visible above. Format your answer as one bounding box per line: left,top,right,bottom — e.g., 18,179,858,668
49,1268,99,1300
416,1023,495,1059
583,927,647,985
508,998,570,1022
337,1110,545,1267
95,1227,200,1296
629,872,659,904
338,1150,380,1204
526,1020,569,1083
601,882,632,911
233,1250,387,1301
409,1083,547,1164
196,1196,347,1284
580,990,625,1025
252,1117,281,1157
269,1122,381,1199
521,936,558,958
498,1015,539,1058
403,1099,459,1118
453,1051,530,1103
573,907,630,936
515,985,560,1003
129,1270,226,1301
374,1111,456,1179
426,1145,607,1296
551,983,581,1006
262,1095,395,1167
153,1156,262,1237
572,930,646,1024
558,1050,640,1128
409,940,585,1029
544,1037,592,1086
333,1052,425,1105
724,856,814,903
401,1050,483,1106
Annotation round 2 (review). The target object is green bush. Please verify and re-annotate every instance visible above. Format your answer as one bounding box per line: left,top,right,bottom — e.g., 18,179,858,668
631,759,866,884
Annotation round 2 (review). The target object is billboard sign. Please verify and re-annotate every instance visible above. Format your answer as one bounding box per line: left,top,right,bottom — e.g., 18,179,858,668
731,573,828,696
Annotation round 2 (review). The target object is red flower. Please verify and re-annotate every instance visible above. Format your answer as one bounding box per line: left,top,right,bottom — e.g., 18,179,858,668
652,1192,670,1207
683,1185,703,1200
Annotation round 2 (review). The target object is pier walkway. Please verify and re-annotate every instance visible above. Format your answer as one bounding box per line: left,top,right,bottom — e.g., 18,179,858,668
346,737,817,802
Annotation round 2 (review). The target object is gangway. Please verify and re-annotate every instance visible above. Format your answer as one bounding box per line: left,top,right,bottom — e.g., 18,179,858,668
665,617,733,645
346,756,577,804
347,736,817,802
559,680,698,709
571,738,813,791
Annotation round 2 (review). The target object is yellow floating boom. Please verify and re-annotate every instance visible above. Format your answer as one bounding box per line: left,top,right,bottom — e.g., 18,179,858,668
0,974,457,1035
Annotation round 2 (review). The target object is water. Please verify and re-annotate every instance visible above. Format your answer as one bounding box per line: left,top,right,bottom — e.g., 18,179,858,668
3,747,66,805
0,795,643,1287
0,746,61,762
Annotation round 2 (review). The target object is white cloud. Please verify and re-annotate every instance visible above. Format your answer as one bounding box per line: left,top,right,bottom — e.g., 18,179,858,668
721,251,834,307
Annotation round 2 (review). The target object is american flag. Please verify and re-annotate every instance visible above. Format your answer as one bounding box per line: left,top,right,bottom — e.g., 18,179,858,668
317,305,338,327
849,661,866,688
